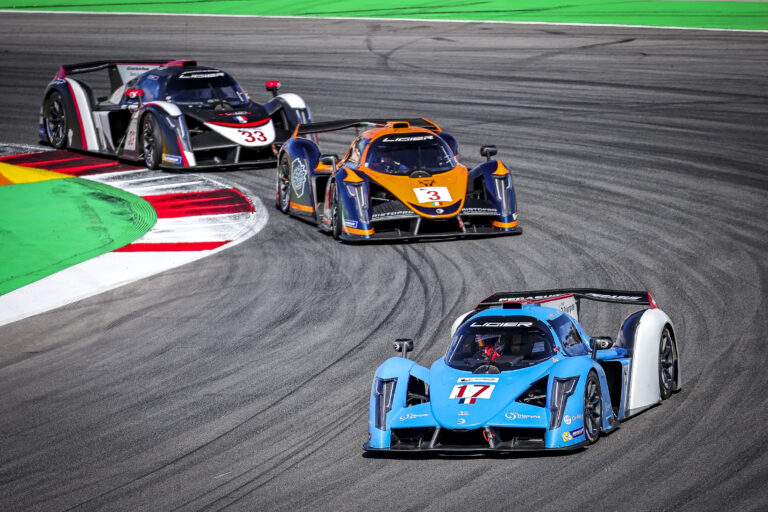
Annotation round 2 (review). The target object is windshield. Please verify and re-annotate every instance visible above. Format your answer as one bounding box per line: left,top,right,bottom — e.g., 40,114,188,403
364,133,456,175
164,70,249,107
445,316,556,373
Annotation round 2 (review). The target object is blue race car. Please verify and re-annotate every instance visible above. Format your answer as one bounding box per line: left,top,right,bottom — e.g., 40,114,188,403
365,289,681,452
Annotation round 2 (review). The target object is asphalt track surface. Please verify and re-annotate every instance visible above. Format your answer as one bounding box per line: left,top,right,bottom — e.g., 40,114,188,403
1,13,767,512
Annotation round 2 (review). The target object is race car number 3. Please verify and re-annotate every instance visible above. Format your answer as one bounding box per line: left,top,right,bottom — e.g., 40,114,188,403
239,130,267,143
414,187,452,204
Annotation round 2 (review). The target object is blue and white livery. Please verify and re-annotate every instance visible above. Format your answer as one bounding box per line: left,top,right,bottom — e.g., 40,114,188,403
365,288,681,452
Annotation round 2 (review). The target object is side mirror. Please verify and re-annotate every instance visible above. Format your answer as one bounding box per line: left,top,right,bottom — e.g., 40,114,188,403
393,338,414,358
593,336,614,350
480,145,497,161
265,80,281,97
125,89,143,103
319,154,339,170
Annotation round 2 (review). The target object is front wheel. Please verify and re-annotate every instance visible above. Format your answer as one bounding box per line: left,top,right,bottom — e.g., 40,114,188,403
44,91,68,149
583,371,602,445
276,154,291,213
141,113,163,170
659,328,678,400
330,182,341,240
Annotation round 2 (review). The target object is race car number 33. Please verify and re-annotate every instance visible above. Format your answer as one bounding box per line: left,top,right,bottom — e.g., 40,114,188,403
414,187,452,204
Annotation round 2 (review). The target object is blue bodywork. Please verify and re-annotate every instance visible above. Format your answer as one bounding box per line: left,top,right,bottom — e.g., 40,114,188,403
365,304,630,452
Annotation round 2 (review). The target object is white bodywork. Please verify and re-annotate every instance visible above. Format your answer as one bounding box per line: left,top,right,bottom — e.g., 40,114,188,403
626,308,681,415
276,93,307,109
65,78,99,151
204,119,276,147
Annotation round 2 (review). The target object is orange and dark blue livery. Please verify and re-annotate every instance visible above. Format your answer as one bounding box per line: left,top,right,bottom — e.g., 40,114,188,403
275,118,522,242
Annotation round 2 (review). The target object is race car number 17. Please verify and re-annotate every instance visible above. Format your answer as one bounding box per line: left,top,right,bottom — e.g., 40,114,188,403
413,186,452,204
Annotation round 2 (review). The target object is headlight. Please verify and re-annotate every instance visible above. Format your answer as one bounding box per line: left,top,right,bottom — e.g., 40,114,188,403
549,376,579,429
345,183,369,221
493,175,512,217
373,377,397,430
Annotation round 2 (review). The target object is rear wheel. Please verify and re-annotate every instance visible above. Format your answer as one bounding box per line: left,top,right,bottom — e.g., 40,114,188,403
330,182,341,240
276,154,291,213
44,91,67,149
141,113,162,170
659,328,677,400
583,371,602,445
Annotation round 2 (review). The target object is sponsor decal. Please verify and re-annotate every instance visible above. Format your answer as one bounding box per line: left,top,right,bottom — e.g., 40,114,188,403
449,383,495,404
505,412,542,420
457,377,499,383
461,207,498,214
399,413,429,421
563,414,583,425
458,411,469,416
381,135,434,142
469,321,533,328
371,210,416,219
179,70,225,79
147,74,159,80
418,179,435,187
290,158,308,198
435,208,444,214
562,427,585,442
587,293,643,301
218,111,252,116
344,220,358,228
233,115,248,124
162,154,183,165
125,128,137,150
413,186,452,204
457,418,466,425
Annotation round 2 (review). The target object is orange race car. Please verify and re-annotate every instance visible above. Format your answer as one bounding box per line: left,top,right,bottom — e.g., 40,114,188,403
275,118,521,242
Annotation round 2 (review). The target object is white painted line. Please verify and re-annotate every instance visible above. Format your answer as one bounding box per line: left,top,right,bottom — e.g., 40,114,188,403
0,9,766,33
131,213,256,243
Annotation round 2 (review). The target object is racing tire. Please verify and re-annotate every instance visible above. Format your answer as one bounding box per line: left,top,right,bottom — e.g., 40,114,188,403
276,154,291,213
330,182,341,240
583,371,602,445
658,327,677,400
44,91,68,149
141,113,163,170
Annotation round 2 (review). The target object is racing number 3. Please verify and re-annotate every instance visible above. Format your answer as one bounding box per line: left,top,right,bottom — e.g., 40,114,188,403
241,130,267,143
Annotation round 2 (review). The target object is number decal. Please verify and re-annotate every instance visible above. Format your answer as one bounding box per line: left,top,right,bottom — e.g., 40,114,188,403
449,383,495,404
240,130,268,143
414,187,453,204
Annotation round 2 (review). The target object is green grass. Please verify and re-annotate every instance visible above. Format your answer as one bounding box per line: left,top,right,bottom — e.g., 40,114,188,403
0,177,156,294
1,0,766,30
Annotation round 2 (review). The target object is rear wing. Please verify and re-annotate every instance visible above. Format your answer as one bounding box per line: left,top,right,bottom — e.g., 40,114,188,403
54,59,196,90
475,288,657,322
295,117,441,136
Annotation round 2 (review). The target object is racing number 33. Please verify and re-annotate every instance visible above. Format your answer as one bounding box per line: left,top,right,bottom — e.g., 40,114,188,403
240,130,267,143
414,186,452,204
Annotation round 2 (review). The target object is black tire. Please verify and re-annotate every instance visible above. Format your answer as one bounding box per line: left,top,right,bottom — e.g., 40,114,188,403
141,113,162,170
659,328,677,400
330,182,341,240
44,91,68,149
276,154,291,213
583,371,602,445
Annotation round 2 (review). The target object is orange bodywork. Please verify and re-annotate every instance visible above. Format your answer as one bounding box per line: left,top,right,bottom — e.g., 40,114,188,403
354,124,468,219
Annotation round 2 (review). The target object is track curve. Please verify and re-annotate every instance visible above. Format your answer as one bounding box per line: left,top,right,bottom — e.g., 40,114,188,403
0,13,766,511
